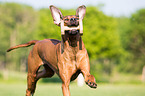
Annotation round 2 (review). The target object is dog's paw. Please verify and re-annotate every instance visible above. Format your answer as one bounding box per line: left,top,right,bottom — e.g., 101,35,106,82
86,80,97,88
85,75,97,88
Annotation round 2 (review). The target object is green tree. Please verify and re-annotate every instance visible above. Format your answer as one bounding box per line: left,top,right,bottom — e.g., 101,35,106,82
120,9,145,73
0,3,37,71
35,8,61,40
82,7,125,80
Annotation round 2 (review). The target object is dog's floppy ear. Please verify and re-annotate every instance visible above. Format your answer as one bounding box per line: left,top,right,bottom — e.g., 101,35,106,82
76,5,86,20
50,5,63,26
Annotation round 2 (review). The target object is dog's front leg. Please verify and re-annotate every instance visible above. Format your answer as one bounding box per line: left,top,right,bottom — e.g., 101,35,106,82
60,74,71,96
58,62,71,96
62,81,70,96
59,66,71,96
78,51,97,88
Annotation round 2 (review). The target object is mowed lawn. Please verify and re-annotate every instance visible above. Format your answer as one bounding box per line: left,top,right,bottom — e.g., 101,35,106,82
0,83,145,96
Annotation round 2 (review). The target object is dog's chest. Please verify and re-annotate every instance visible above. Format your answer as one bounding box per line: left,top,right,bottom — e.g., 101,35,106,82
60,47,79,68
63,47,77,62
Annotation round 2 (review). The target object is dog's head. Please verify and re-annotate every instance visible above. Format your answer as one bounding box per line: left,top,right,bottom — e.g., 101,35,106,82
50,5,86,35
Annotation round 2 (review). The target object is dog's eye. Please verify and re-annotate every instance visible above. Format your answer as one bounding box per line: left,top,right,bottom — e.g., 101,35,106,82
65,19,69,21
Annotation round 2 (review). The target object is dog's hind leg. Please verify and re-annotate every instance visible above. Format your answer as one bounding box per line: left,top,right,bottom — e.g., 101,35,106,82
36,64,54,80
26,64,55,96
26,51,43,96
26,73,37,96
26,70,41,96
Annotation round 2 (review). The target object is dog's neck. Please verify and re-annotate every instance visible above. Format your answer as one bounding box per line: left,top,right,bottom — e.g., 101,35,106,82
61,32,83,54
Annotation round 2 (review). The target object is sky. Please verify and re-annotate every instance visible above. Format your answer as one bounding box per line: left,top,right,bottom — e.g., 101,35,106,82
1,0,145,16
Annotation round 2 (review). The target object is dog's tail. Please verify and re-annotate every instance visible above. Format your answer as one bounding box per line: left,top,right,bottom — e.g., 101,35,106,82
7,40,39,52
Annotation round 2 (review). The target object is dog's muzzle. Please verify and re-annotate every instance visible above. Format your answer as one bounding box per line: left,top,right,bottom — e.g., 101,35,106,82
70,18,78,26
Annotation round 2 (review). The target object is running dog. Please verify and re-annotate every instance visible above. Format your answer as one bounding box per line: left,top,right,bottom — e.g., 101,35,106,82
7,5,97,96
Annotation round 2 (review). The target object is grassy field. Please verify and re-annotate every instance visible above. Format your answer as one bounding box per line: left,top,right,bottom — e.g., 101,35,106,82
0,82,145,96
0,71,145,96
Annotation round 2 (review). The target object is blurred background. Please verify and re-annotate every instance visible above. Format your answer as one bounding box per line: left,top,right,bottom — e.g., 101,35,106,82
0,0,145,96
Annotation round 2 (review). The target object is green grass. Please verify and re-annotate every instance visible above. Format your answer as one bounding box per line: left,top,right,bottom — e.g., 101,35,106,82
0,82,145,96
0,71,145,96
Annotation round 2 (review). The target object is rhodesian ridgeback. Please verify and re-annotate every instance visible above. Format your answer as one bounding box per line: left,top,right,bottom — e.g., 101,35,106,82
7,5,97,96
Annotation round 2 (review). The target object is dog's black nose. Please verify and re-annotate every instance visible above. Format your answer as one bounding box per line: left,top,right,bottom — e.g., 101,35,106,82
70,18,76,21
70,18,77,26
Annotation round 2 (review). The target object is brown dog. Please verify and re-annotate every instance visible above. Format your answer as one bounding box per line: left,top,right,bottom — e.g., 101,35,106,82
7,5,97,96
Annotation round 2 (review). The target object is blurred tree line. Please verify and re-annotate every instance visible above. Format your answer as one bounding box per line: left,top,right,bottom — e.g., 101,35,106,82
0,3,145,81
